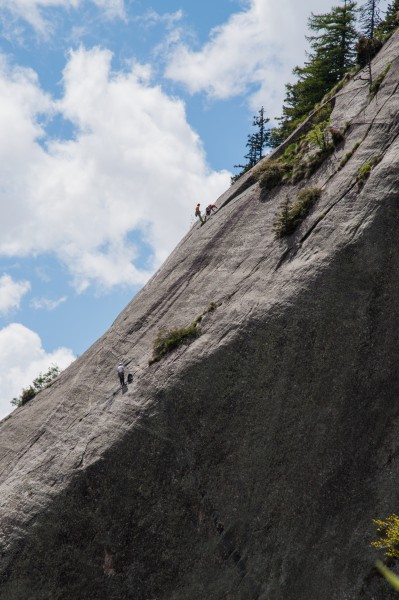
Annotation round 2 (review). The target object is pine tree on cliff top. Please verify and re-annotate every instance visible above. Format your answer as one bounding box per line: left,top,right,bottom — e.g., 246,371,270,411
357,0,383,82
250,107,270,164
232,107,270,182
270,1,358,147
360,0,381,38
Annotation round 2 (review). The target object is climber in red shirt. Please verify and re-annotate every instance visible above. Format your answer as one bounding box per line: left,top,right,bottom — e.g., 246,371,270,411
205,204,218,218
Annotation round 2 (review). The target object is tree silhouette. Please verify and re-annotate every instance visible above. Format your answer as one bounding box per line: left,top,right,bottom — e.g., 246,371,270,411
360,0,381,38
11,365,61,407
232,107,270,183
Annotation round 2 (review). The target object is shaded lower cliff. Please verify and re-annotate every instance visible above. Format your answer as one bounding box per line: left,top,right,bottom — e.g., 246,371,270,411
3,29,399,600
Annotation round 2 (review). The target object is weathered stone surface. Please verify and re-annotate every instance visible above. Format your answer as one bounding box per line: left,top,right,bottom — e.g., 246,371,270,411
2,32,399,600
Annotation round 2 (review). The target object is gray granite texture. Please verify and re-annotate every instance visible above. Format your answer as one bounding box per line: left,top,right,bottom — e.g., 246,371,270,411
2,30,399,600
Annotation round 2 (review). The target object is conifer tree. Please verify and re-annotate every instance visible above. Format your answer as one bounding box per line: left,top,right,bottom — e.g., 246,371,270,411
376,0,399,36
357,0,383,84
232,107,270,182
251,107,270,163
360,0,381,38
270,1,357,147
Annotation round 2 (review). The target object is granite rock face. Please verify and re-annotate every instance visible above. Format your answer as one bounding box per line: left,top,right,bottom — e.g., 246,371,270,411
2,33,399,600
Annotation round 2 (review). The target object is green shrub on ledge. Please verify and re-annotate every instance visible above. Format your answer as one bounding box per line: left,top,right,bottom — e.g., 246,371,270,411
149,323,201,365
148,301,222,365
254,160,291,191
356,155,382,187
273,188,322,237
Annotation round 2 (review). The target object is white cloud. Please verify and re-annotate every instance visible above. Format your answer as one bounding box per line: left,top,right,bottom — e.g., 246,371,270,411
165,0,338,115
0,274,31,315
0,48,230,291
0,323,75,419
30,295,67,310
134,9,183,30
0,0,125,34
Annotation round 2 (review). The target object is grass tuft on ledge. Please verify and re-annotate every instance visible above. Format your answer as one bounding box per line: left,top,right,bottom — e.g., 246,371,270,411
356,155,382,187
339,141,361,169
149,301,222,365
149,323,200,365
369,63,391,99
254,160,291,191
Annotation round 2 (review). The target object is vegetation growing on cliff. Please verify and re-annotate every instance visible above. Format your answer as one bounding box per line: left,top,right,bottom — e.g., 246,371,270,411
11,365,61,407
149,324,201,365
255,160,289,191
232,107,271,183
206,301,222,313
269,1,358,146
376,0,399,38
339,141,362,169
252,103,341,194
369,63,391,97
274,0,396,144
232,0,398,177
149,302,222,364
273,188,322,237
230,1,399,200
356,155,382,187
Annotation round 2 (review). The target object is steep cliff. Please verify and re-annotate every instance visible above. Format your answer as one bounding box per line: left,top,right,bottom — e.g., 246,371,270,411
2,31,399,600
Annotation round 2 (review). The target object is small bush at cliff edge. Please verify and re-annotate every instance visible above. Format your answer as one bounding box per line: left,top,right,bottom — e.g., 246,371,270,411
273,188,322,237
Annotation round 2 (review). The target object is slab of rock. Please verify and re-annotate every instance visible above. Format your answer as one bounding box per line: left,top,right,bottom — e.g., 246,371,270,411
2,32,399,600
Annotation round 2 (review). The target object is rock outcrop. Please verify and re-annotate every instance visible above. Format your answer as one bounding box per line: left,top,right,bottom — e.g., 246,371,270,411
2,31,399,600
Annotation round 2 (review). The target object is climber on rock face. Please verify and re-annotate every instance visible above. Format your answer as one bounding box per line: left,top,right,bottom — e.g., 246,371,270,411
117,363,125,388
205,204,218,218
195,203,205,225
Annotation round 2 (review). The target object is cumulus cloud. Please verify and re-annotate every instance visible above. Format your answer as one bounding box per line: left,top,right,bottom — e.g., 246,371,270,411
0,0,125,33
0,274,31,315
165,0,336,114
0,48,230,291
0,323,75,419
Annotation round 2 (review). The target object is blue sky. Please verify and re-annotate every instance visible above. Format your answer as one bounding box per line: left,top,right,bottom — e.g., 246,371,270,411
0,0,390,417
